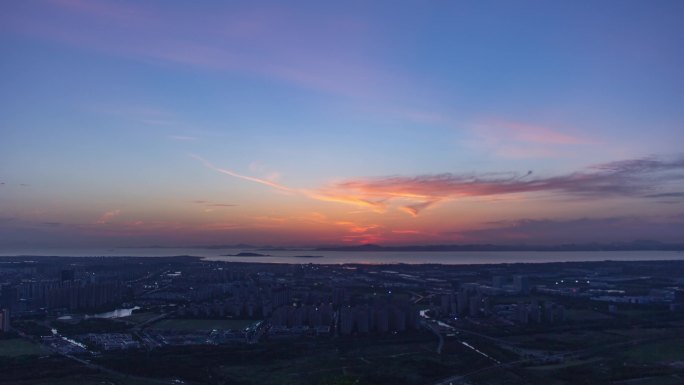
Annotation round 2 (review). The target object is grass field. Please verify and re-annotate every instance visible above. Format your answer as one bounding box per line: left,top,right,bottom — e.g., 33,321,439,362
620,338,684,363
93,333,490,385
149,318,259,331
503,330,626,350
564,309,613,322
612,376,684,385
0,338,46,357
120,312,160,324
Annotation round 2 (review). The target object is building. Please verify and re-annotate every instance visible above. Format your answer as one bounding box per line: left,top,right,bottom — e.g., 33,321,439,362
61,269,75,282
0,284,17,311
514,275,530,294
674,289,684,304
0,309,10,332
339,306,354,335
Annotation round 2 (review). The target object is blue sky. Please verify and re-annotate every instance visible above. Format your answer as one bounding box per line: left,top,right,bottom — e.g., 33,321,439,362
1,0,683,247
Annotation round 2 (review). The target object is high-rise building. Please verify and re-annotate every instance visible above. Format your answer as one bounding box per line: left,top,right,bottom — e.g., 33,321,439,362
0,309,10,332
469,294,482,318
61,269,75,282
0,285,17,311
339,306,353,335
440,294,455,315
457,291,469,316
517,302,529,324
451,280,461,293
674,289,684,304
332,287,347,307
514,275,530,294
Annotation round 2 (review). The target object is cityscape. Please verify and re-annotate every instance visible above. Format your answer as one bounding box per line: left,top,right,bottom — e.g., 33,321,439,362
2,254,684,384
2,1,684,384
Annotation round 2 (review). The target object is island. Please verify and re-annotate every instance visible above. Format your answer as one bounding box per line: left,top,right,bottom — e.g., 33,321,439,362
221,252,271,257
221,253,324,258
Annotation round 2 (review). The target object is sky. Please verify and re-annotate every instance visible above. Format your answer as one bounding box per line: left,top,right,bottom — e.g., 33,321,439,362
1,0,683,248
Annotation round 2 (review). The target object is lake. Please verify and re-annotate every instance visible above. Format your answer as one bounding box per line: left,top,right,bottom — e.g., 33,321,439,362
2,247,683,265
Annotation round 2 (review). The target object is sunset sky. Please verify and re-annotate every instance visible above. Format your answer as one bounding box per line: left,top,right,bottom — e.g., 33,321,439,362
1,0,683,248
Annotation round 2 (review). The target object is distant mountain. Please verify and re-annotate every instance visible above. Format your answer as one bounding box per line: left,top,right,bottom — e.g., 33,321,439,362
121,244,257,249
316,241,684,252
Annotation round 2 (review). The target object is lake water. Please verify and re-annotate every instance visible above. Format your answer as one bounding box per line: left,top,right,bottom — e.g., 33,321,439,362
58,306,141,320
1,247,683,265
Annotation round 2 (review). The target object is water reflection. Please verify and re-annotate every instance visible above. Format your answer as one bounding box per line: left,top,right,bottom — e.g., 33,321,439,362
57,306,140,321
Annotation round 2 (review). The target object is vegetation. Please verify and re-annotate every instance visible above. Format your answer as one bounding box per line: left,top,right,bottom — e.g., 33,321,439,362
52,319,129,335
0,339,46,358
149,318,259,331
93,333,490,385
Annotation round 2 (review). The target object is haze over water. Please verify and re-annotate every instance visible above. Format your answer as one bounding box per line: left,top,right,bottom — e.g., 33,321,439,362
1,247,682,265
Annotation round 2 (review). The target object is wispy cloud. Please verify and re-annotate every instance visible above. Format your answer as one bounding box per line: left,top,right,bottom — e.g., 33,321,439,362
192,200,238,211
324,156,684,215
191,154,294,193
96,209,121,224
193,155,387,211
493,121,590,145
193,154,684,217
8,1,396,101
467,120,594,159
644,192,684,198
169,135,198,141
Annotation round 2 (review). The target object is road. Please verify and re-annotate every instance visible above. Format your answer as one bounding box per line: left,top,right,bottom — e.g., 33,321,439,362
432,330,683,385
422,320,444,354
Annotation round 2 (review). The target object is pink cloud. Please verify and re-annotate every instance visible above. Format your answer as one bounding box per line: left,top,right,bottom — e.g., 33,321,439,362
7,1,396,101
496,121,590,145
96,209,121,224
194,153,684,218
467,120,594,159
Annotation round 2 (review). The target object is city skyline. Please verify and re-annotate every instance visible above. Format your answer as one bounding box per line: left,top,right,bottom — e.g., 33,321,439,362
2,0,684,248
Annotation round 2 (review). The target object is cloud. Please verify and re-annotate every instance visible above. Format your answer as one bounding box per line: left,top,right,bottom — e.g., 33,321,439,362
192,200,237,209
467,120,594,159
191,154,294,193
193,155,387,211
169,135,197,141
96,209,121,224
8,1,395,101
457,216,684,244
194,154,684,217
324,156,684,215
644,192,684,198
400,201,439,217
495,121,590,145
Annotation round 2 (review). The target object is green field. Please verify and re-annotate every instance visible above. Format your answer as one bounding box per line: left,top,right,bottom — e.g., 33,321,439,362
0,338,46,357
120,312,160,324
564,309,613,322
503,330,626,351
149,318,259,331
94,334,487,385
620,338,684,363
0,354,168,385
